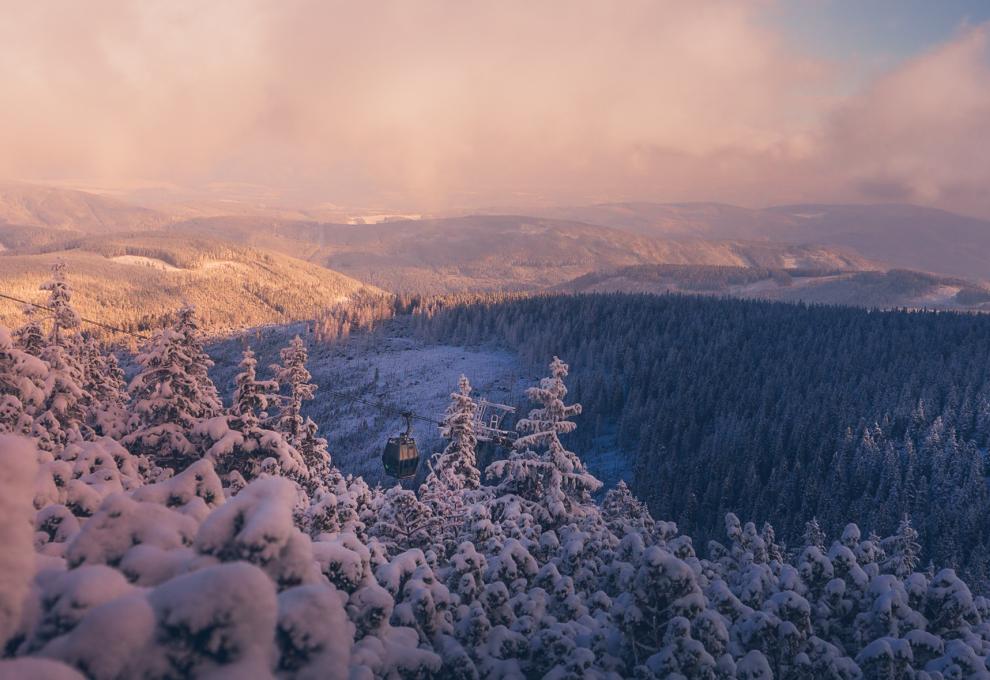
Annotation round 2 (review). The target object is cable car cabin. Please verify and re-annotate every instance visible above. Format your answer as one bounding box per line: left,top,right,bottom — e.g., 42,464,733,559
382,413,419,479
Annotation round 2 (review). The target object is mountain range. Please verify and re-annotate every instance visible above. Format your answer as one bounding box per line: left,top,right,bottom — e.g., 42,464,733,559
530,202,990,281
2,182,990,320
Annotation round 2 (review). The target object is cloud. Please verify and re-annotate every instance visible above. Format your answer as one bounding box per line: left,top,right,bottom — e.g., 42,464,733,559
823,24,990,215
0,1,987,215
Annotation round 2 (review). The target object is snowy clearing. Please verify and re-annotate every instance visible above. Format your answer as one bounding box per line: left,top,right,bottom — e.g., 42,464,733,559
209,323,532,484
110,255,181,271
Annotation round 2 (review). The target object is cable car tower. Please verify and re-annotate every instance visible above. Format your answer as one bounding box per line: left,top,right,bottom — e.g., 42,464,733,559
473,399,517,448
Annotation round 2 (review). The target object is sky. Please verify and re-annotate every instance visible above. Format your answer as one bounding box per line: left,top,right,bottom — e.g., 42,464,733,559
1,0,989,216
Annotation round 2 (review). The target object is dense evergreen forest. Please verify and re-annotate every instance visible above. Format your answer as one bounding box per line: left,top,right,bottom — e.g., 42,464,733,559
5,266,990,677
410,293,990,588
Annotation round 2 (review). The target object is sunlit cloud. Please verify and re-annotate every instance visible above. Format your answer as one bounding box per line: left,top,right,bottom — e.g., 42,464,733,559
0,1,987,215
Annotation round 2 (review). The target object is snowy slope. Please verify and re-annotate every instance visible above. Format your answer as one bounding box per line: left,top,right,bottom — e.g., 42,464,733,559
208,321,534,485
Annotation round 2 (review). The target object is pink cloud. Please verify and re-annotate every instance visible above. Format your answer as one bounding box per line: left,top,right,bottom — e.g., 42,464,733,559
0,2,987,216
824,24,990,215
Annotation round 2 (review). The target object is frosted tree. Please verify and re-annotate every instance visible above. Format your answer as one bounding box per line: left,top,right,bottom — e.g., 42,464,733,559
33,341,89,452
602,479,658,541
173,305,222,409
420,375,482,544
18,263,91,451
883,515,921,577
297,416,338,493
433,374,481,491
231,348,279,429
0,326,47,437
80,337,128,438
189,350,309,486
272,336,317,446
369,486,436,557
264,339,338,490
40,260,81,347
803,517,826,551
123,306,222,466
487,357,601,527
13,305,46,357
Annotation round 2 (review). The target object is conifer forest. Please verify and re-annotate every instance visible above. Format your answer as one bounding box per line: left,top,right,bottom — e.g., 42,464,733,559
2,266,990,679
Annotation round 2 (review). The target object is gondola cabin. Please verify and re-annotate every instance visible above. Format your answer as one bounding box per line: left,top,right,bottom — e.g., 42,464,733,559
382,412,419,479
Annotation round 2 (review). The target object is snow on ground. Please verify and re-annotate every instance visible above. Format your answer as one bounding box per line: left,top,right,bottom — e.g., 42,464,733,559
346,213,422,224
207,319,632,489
208,320,534,485
200,260,246,271
918,284,962,305
111,256,245,273
110,255,181,271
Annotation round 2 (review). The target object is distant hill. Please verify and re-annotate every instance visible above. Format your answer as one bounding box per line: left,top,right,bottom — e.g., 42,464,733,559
6,182,990,296
0,232,384,336
169,214,875,293
0,182,169,234
556,263,990,311
766,204,990,282
534,202,990,281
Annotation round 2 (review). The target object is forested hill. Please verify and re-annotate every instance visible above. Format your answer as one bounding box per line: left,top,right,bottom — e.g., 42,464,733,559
411,293,990,587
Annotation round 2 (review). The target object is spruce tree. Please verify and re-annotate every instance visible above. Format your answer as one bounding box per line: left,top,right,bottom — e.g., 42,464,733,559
420,374,481,554
40,260,80,347
80,337,129,438
231,348,279,430
123,306,222,466
0,326,47,437
883,515,921,577
272,336,317,445
188,345,312,486
13,306,45,357
487,357,601,527
32,262,89,451
422,374,481,499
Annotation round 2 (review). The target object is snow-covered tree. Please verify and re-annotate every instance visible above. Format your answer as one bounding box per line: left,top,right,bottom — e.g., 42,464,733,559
182,347,311,486
426,374,481,493
883,515,922,578
26,265,90,452
0,327,47,437
231,348,279,429
33,340,89,452
803,517,826,551
79,337,128,438
123,306,222,466
602,479,660,541
297,416,338,492
13,305,46,357
272,336,317,446
487,357,601,527
420,375,482,553
370,486,436,557
41,260,81,347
